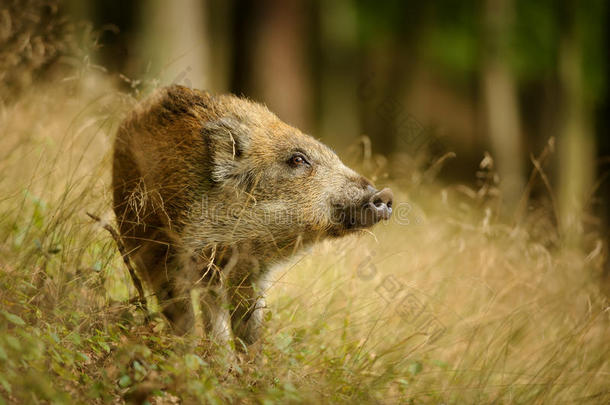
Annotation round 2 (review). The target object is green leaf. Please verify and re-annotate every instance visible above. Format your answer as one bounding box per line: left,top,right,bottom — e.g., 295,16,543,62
184,354,205,371
432,359,448,369
118,375,132,388
396,378,409,386
133,360,147,375
0,376,11,394
98,341,110,353
408,361,423,376
5,336,20,351
77,352,90,363
1,310,25,326
0,345,6,361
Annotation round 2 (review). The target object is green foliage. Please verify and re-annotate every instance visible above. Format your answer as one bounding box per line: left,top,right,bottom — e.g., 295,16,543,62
512,0,559,80
423,1,479,79
575,0,608,103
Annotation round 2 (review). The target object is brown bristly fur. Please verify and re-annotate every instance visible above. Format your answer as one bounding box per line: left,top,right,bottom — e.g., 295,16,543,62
112,85,388,347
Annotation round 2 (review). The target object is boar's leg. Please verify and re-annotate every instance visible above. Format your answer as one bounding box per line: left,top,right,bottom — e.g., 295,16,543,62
133,243,195,334
188,249,235,346
155,275,195,335
113,177,196,333
118,225,195,334
199,286,234,347
228,273,266,347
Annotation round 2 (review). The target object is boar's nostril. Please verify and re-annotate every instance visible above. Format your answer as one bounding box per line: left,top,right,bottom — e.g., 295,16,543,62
368,187,393,223
338,187,394,231
370,188,393,207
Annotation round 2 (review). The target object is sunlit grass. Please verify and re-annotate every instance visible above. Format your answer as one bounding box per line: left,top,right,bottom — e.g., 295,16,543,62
0,76,608,404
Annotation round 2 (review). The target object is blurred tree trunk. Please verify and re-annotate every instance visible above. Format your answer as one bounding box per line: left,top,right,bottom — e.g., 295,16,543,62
228,0,254,95
357,3,428,162
481,0,524,215
136,0,210,90
358,32,408,159
207,0,233,93
601,3,610,277
557,1,596,247
65,0,91,26
315,0,360,150
248,0,311,130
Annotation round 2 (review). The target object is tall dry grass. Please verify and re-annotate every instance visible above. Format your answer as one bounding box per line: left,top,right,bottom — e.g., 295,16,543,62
0,68,609,404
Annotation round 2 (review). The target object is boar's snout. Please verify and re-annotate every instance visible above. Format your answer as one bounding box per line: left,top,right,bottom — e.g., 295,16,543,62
361,187,393,227
333,184,393,233
367,187,393,222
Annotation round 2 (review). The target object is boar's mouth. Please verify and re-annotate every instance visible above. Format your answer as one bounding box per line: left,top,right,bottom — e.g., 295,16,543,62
329,187,393,236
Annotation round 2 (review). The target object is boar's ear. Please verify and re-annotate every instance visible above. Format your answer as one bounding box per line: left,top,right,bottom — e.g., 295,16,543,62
202,117,251,183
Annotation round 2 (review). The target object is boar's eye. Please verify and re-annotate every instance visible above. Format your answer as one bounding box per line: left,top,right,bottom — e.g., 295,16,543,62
287,153,310,168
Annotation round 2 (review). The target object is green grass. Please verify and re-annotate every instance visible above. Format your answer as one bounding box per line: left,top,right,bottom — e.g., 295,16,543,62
0,76,608,404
